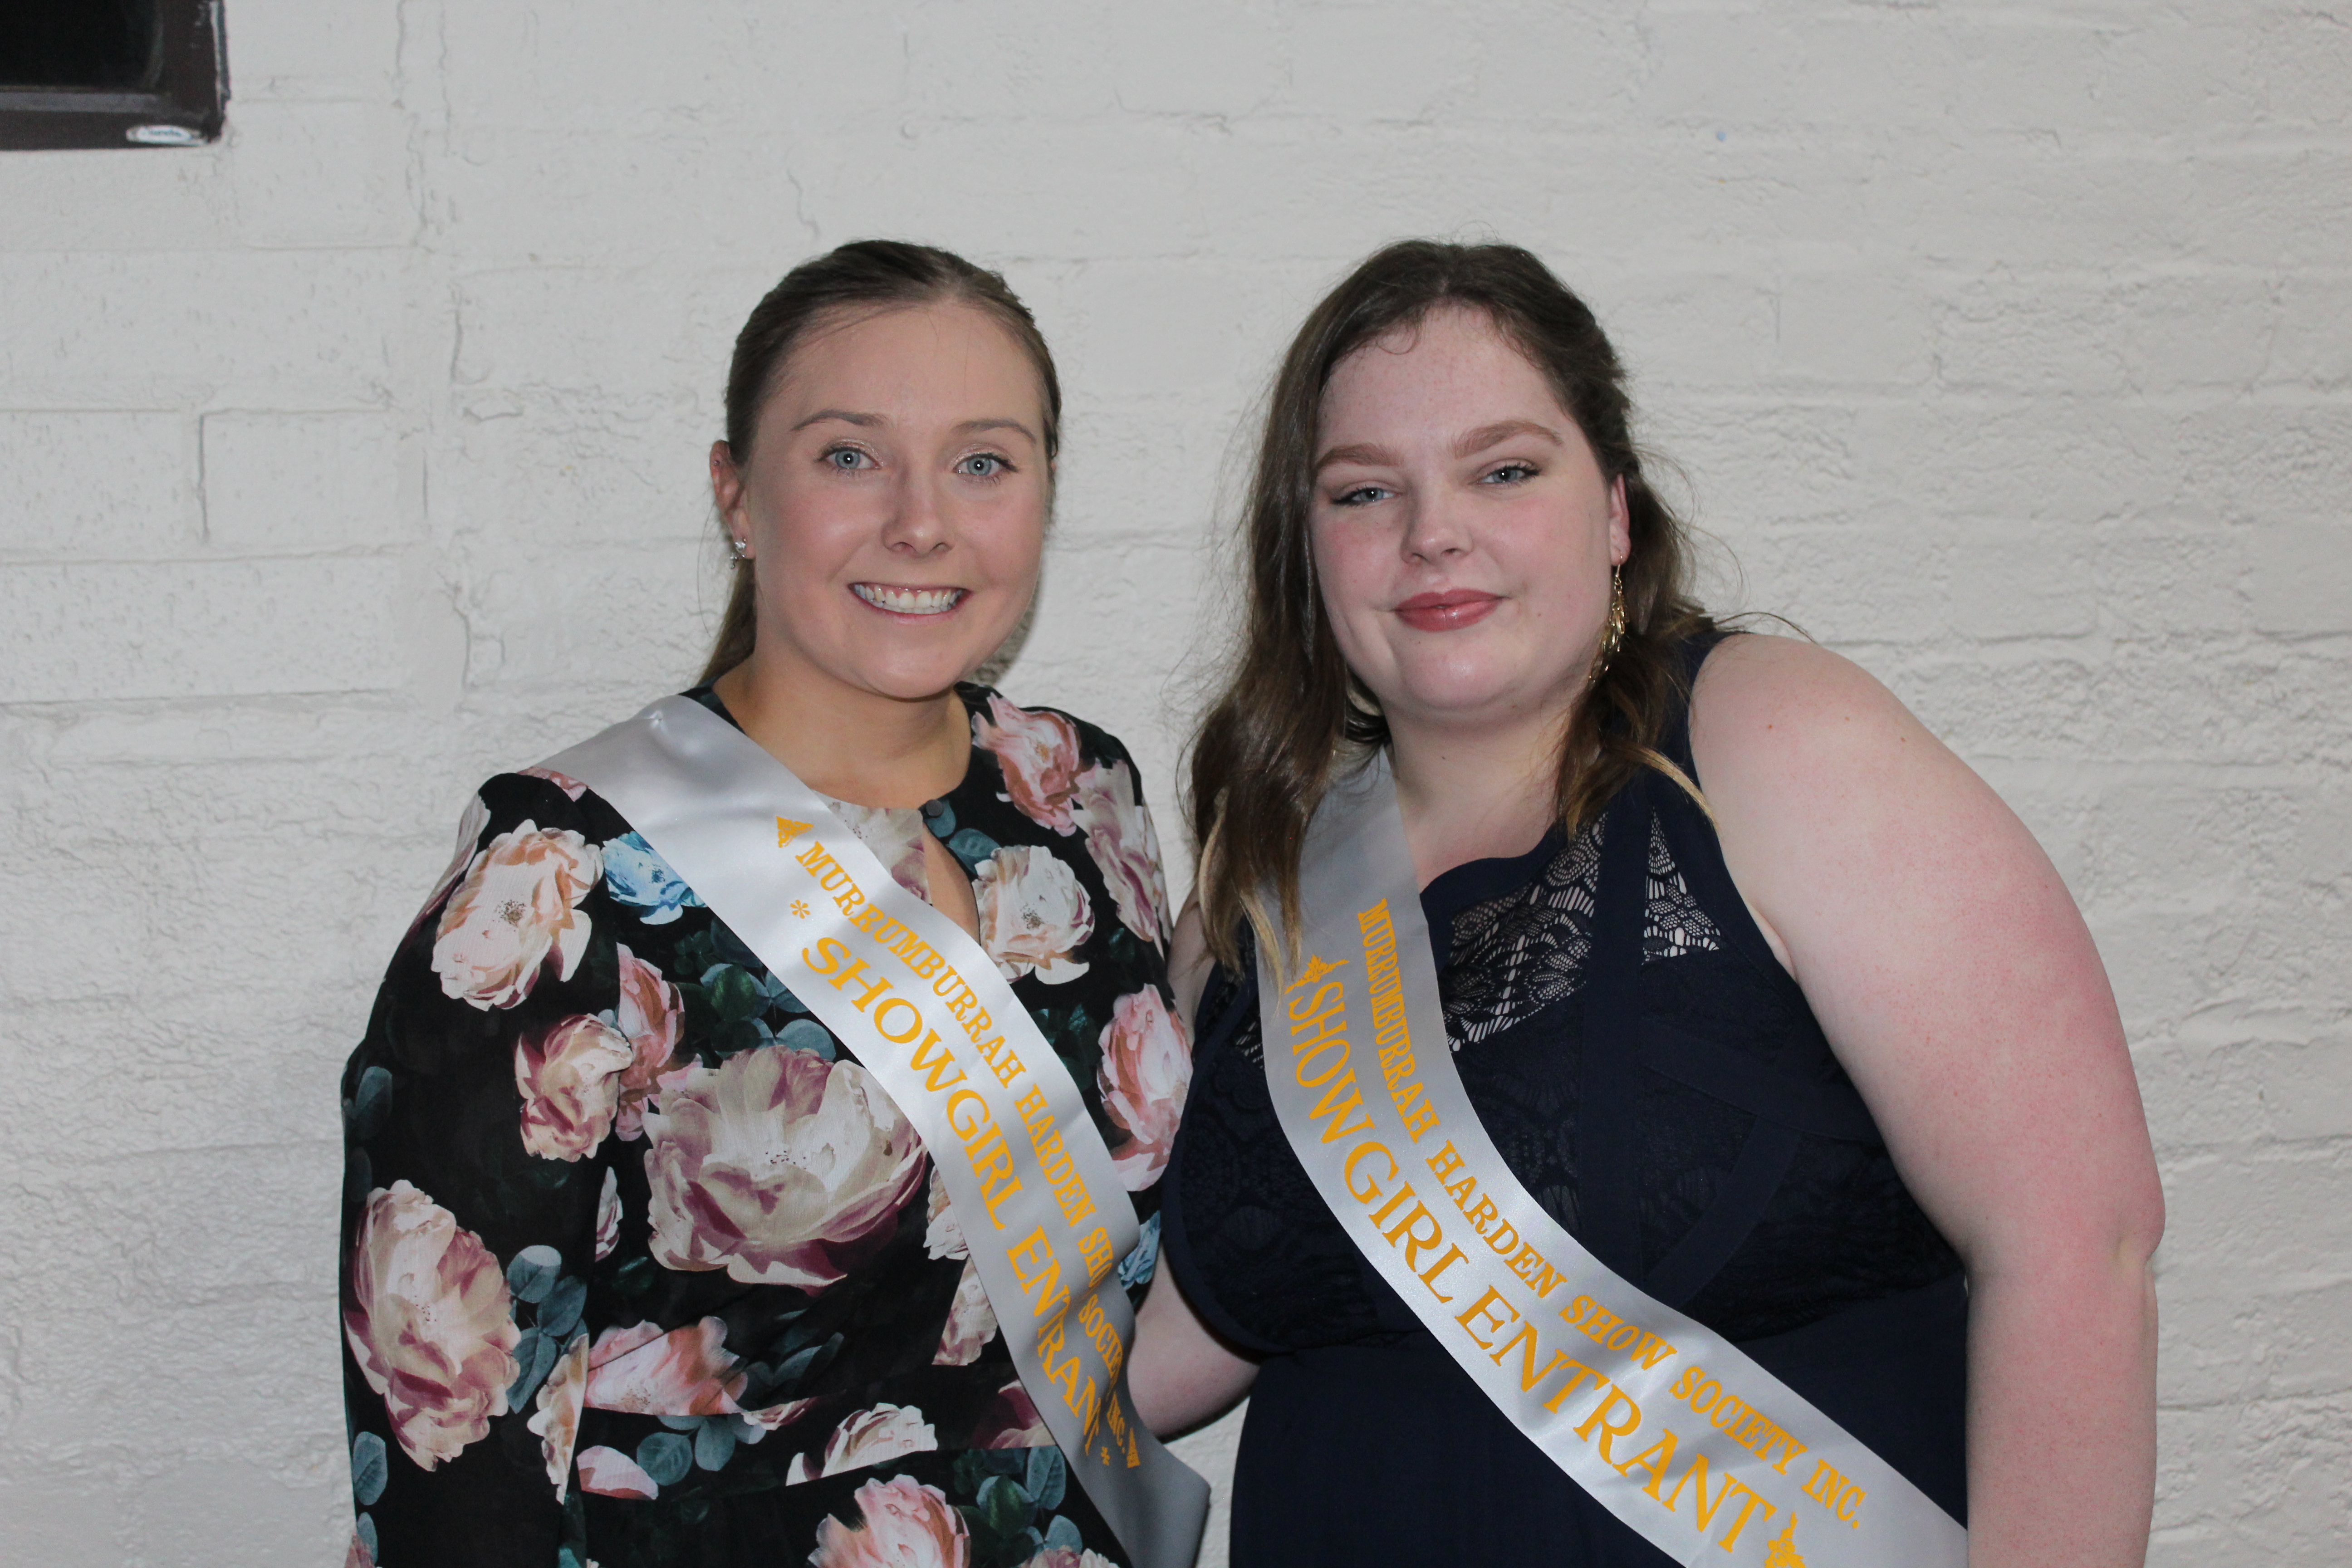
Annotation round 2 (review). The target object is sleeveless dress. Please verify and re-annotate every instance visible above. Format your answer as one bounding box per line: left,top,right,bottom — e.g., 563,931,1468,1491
340,684,1186,1568
1160,634,1969,1566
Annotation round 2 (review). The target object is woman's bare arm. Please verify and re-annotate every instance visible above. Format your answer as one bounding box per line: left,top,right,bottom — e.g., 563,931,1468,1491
1691,633,2163,1568
1130,1266,1260,1438
1167,895,1214,1028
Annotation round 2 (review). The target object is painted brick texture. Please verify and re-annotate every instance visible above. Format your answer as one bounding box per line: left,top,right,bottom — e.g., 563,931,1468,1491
2,3,2346,1563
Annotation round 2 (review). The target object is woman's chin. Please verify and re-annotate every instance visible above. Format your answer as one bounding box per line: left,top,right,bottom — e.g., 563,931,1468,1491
827,648,996,704
1379,667,1589,733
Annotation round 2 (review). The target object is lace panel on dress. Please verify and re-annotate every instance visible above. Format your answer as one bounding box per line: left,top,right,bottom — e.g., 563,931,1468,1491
1443,813,1720,1050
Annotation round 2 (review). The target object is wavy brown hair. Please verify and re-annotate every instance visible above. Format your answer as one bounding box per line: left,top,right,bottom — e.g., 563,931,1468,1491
697,240,1063,685
1190,240,1716,970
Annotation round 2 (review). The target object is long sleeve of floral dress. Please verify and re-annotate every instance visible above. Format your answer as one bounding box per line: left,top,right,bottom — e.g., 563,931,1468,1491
340,688,1190,1568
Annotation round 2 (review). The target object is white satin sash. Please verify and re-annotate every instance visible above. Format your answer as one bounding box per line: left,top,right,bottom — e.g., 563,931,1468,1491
546,696,1208,1568
1253,755,1965,1568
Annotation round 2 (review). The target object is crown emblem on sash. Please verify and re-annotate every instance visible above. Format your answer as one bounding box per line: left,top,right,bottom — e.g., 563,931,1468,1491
775,817,811,848
1763,1515,1806,1568
1289,952,1349,992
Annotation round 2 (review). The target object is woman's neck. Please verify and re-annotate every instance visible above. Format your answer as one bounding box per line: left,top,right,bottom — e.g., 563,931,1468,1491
1387,702,1572,889
713,649,971,808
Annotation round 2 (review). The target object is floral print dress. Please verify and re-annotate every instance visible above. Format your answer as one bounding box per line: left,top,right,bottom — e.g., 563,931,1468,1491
341,686,1190,1568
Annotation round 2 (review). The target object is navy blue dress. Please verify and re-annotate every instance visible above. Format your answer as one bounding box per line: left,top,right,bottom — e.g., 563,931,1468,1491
1161,635,1969,1565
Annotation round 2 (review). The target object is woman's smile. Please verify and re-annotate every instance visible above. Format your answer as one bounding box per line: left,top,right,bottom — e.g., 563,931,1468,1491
1392,588,1502,632
849,582,968,617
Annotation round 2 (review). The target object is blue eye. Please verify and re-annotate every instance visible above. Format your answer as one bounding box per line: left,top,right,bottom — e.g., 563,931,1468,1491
824,446,873,471
957,453,1009,479
1333,485,1390,507
1483,462,1538,485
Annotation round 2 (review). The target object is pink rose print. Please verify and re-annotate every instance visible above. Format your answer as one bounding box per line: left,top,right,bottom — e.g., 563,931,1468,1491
576,1444,660,1501
972,695,1083,833
514,1014,634,1161
343,1181,521,1470
973,846,1094,986
1071,760,1172,947
527,1333,590,1498
593,1166,621,1261
743,1395,823,1433
520,765,589,800
828,798,931,899
809,1475,970,1568
931,1261,997,1366
345,1531,376,1568
584,1317,747,1416
787,1402,940,1485
974,1379,1052,1450
431,821,601,1010
1096,987,1193,1191
924,1166,968,1261
407,793,490,938
1020,1550,1117,1568
642,1047,926,1290
613,944,685,1140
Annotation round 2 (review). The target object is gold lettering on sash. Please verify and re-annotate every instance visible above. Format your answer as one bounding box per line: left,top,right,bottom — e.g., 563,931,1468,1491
1660,1452,1743,1534
1573,1385,1644,1464
907,1032,967,1091
946,1088,1026,1228
1377,1198,1446,1271
1305,1069,1373,1143
1539,1360,1610,1415
1286,975,1374,1143
1488,1322,1583,1395
1563,1294,1679,1372
1366,1181,1417,1228
1075,1225,1117,1287
1010,1226,1063,1317
1288,979,1346,1026
1802,1459,1867,1528
971,1033,1025,1087
1356,901,1443,1142
1669,1365,1811,1474
1416,1243,1468,1302
776,817,810,848
1422,1141,1572,1300
1343,1142,1398,1201
1614,1426,1681,1495
1012,1083,1098,1229
1455,1285,1519,1348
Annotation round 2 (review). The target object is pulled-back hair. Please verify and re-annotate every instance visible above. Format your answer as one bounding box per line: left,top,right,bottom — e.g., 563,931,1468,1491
697,240,1063,684
1189,240,1715,970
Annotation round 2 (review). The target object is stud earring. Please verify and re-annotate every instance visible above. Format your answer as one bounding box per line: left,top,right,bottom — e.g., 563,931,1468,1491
730,536,751,562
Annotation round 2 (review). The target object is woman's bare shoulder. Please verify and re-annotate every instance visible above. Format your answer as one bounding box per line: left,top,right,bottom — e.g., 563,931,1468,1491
1691,632,1927,770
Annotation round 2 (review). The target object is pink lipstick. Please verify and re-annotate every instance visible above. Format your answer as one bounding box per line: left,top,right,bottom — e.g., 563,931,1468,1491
1392,589,1501,632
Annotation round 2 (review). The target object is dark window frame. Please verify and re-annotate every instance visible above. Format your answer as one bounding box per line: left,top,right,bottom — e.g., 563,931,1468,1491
0,1,227,151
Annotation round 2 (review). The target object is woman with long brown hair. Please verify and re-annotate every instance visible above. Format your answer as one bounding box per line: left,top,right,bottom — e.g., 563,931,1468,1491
338,241,1205,1568
1131,241,2161,1567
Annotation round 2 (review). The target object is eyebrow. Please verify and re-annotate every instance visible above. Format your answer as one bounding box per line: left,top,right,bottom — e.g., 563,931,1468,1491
792,409,883,431
955,417,1041,446
1455,419,1563,456
789,410,1040,446
1313,441,1400,474
1313,419,1564,474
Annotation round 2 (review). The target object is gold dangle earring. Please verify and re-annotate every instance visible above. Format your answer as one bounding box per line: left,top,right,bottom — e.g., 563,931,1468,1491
1590,564,1627,685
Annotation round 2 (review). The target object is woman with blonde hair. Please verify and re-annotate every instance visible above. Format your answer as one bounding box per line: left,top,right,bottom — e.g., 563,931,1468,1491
1132,240,2161,1567
340,241,1205,1568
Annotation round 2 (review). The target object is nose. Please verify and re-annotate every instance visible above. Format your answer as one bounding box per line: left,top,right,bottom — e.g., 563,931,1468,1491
881,468,953,556
1400,490,1470,564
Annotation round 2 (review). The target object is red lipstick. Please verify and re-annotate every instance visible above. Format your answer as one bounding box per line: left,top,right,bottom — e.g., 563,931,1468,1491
1392,589,1501,632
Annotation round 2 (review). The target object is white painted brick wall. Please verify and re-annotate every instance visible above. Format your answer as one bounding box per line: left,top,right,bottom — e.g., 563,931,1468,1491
2,3,2345,1563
